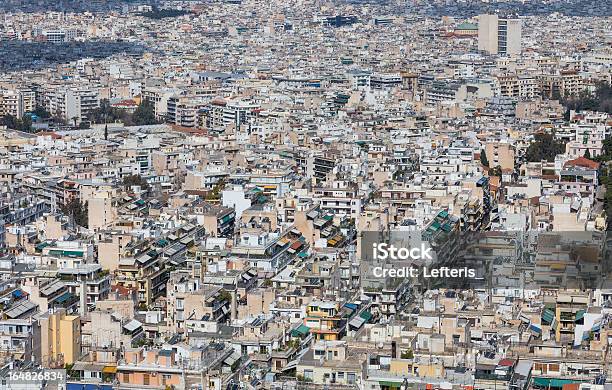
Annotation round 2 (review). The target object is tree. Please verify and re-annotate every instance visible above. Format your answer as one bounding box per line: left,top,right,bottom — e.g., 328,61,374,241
480,149,489,167
32,106,52,119
21,115,32,132
594,137,612,162
123,174,150,192
584,149,591,159
489,166,502,178
132,100,159,126
1,114,18,129
525,133,566,162
60,198,88,228
0,114,33,132
140,7,192,19
218,289,232,303
560,82,612,115
401,349,414,359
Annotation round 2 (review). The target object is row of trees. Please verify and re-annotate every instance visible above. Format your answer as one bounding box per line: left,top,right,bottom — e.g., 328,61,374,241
0,114,33,132
525,133,566,162
560,81,612,116
139,7,192,19
88,99,159,126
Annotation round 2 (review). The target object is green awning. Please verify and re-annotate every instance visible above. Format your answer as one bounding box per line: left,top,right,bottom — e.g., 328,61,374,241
575,310,585,321
49,250,84,257
533,378,585,388
360,311,373,322
36,242,51,251
379,380,402,388
291,324,310,337
542,308,555,324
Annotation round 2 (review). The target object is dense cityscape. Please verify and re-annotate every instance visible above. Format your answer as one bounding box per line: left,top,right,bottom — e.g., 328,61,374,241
0,1,611,390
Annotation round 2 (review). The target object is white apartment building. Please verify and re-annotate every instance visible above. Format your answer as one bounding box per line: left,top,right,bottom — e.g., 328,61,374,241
0,89,35,118
478,14,522,56
45,86,101,124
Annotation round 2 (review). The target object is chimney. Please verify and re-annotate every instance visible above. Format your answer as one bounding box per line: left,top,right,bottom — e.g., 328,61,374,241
79,279,87,316
230,288,237,322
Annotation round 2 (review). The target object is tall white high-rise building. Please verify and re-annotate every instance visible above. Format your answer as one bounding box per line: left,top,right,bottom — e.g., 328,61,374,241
478,14,521,56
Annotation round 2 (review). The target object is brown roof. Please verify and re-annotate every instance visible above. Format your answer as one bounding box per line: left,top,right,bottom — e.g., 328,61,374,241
36,131,62,139
564,156,600,170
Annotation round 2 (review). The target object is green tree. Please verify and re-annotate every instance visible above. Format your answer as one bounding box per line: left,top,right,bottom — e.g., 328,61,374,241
594,136,612,162
526,133,566,162
401,349,414,359
132,100,159,126
1,114,33,132
32,105,52,119
560,82,612,115
123,174,150,191
489,165,502,178
584,149,591,159
60,199,88,227
480,149,489,167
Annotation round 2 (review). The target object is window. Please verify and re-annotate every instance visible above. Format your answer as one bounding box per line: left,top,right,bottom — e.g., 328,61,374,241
548,364,560,372
304,370,313,381
347,373,356,384
143,374,150,385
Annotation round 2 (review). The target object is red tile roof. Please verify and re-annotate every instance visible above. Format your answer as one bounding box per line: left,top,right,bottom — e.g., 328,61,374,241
564,156,600,170
36,131,62,139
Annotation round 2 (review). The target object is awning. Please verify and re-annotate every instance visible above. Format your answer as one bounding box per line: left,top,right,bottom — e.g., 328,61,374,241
276,238,290,247
533,378,586,388
349,316,366,329
360,311,373,322
123,319,143,332
291,324,310,337
379,381,402,388
542,308,555,324
224,351,241,366
529,323,542,335
575,310,585,321
102,366,117,374
54,292,75,304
